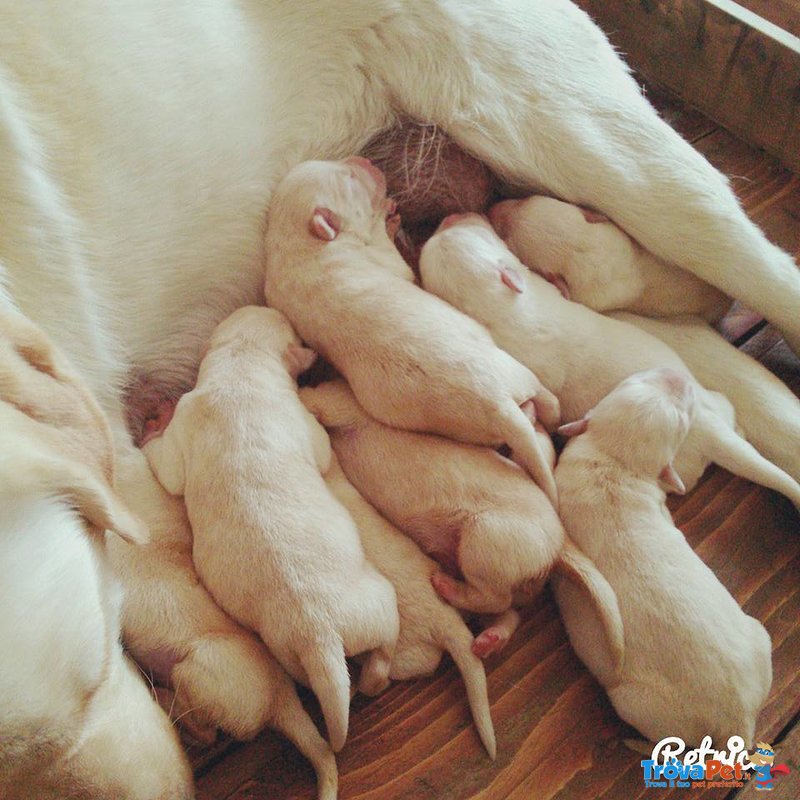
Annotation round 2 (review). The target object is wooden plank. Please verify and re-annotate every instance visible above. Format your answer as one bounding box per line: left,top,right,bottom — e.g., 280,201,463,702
572,0,800,174
735,0,800,39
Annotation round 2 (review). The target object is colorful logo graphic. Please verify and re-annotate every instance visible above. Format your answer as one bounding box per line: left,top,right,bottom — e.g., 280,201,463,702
640,736,791,791
748,742,791,791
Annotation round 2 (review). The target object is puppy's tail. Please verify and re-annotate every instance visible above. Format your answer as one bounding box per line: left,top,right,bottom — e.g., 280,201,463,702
271,676,339,800
553,539,624,673
697,407,800,509
299,637,351,752
500,403,558,507
441,622,496,759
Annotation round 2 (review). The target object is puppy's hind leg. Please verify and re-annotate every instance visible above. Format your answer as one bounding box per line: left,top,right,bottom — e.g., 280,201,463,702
473,608,521,659
362,0,800,353
431,570,511,615
358,646,393,696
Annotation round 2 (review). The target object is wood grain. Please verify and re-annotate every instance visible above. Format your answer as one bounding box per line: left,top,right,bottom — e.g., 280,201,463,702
573,0,800,175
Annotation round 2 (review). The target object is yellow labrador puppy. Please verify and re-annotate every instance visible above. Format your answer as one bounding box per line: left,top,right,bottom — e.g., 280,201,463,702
144,306,398,760
265,159,560,505
0,312,192,800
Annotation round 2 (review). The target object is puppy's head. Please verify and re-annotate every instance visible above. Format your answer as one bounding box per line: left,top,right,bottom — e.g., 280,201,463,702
489,196,632,302
419,212,528,311
268,158,396,247
560,368,696,489
207,306,316,379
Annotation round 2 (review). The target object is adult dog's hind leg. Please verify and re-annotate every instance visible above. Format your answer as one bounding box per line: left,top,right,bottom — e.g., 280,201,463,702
361,0,800,353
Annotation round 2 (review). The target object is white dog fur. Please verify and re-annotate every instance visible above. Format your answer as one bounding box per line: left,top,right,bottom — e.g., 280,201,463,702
484,198,800,487
489,195,731,321
301,379,564,620
2,0,799,789
323,452,496,759
265,158,560,504
419,214,800,507
553,368,772,746
143,306,398,764
0,312,191,800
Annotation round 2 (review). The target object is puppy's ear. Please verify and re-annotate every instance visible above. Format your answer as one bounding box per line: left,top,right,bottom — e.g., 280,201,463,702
553,539,624,672
309,207,341,241
659,462,686,494
386,213,402,241
65,470,149,544
558,417,589,438
15,452,148,544
580,206,609,224
284,343,317,378
497,260,525,293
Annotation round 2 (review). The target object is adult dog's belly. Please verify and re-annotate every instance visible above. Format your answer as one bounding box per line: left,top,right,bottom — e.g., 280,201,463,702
0,1,399,404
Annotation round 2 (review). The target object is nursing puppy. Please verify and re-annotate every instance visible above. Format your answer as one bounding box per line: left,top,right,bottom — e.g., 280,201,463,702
264,158,560,505
0,312,191,800
143,306,398,765
553,369,772,746
301,379,564,622
489,195,731,322
609,313,800,493
324,452,496,759
419,215,800,507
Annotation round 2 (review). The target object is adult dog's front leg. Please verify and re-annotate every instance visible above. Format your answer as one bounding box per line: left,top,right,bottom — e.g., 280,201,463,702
361,0,800,353
108,443,281,743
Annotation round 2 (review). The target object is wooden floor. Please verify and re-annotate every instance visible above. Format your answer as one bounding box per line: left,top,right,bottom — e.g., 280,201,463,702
191,89,800,800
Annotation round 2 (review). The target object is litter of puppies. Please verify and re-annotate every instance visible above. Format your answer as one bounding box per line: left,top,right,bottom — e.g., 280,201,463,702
140,158,798,797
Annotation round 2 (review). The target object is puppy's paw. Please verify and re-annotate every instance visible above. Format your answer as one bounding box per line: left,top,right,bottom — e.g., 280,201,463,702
472,609,521,659
472,629,503,659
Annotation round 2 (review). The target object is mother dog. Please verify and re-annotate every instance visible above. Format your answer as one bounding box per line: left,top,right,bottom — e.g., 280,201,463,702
1,1,798,796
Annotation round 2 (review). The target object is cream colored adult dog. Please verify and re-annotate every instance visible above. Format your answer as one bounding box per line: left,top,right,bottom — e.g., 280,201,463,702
2,0,799,794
